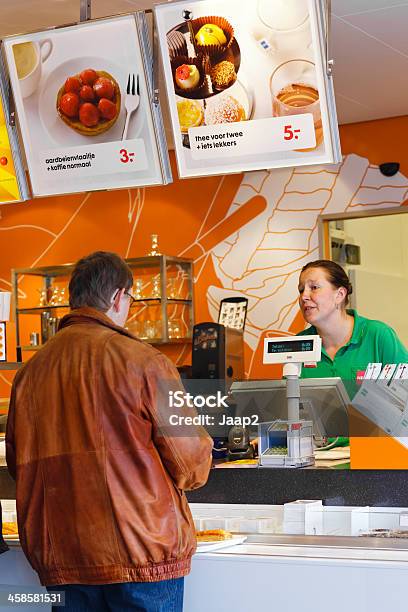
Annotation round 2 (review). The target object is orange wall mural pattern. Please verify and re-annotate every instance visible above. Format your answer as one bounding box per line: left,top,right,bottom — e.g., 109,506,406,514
1,116,408,469
0,117,407,386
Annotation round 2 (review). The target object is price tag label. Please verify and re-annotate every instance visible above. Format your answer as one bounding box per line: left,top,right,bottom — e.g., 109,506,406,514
38,139,148,181
283,124,302,142
190,114,316,160
119,148,136,164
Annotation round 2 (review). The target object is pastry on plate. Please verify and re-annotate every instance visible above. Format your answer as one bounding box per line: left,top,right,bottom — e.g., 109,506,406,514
171,55,207,95
175,64,200,90
192,16,234,57
204,95,246,124
2,521,18,536
210,60,237,90
172,56,206,95
57,68,121,136
196,529,233,542
177,99,204,133
195,23,227,46
167,30,188,59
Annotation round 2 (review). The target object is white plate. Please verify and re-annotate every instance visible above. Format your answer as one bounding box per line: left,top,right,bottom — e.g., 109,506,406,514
38,57,145,146
203,79,253,126
229,79,253,121
195,535,247,553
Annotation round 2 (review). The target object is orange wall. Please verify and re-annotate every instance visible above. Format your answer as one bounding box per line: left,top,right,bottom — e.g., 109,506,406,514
0,116,407,399
340,116,408,176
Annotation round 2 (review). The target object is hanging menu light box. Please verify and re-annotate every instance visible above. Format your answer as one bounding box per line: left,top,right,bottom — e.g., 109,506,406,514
0,55,29,204
2,13,172,197
155,0,341,178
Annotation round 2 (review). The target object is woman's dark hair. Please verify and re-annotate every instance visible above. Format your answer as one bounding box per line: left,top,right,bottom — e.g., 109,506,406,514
300,259,353,306
69,251,133,311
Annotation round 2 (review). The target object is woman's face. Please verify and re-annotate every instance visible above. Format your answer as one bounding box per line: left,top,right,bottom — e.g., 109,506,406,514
298,267,346,326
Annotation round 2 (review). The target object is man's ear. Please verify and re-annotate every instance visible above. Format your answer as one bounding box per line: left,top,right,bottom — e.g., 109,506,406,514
112,288,125,312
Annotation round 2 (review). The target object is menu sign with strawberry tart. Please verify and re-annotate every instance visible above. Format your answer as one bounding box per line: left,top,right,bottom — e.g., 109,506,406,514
2,13,171,197
155,0,341,178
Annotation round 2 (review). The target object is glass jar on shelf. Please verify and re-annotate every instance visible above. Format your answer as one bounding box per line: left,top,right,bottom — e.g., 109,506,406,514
58,288,67,304
143,304,161,340
49,288,60,306
167,277,178,299
133,278,144,300
147,234,161,256
181,270,192,300
144,320,156,340
168,319,183,339
126,318,143,338
37,288,47,307
151,276,161,299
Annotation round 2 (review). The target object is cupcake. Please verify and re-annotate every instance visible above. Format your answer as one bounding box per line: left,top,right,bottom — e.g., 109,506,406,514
171,56,206,96
191,16,234,58
167,30,188,60
196,23,227,46
177,99,204,133
210,60,237,90
204,95,246,125
175,64,200,90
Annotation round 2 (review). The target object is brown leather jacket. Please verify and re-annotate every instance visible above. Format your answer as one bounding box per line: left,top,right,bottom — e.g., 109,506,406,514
6,308,212,586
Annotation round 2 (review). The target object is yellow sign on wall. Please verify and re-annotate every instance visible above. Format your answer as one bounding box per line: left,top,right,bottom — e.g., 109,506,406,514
0,95,21,204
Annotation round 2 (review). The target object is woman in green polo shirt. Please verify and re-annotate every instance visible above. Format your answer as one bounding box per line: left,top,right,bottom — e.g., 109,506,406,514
297,260,408,395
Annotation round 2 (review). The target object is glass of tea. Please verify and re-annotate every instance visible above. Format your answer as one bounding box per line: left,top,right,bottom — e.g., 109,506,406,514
270,59,322,150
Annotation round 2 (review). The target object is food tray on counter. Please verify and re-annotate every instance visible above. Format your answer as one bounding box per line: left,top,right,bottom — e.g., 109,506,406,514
196,535,247,553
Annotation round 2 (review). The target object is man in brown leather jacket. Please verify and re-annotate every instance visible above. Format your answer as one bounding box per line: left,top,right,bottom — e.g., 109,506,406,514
6,251,213,611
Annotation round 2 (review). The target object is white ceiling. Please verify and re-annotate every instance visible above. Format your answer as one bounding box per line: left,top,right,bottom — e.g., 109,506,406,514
331,0,408,123
0,0,407,125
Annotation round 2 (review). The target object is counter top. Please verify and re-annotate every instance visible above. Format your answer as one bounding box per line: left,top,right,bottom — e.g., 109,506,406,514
197,541,408,568
194,532,408,570
187,466,408,507
3,537,19,547
3,465,408,508
7,533,408,561
193,532,408,566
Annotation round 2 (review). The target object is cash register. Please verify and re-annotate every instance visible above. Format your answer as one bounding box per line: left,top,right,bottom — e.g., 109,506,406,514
230,335,350,467
259,335,321,467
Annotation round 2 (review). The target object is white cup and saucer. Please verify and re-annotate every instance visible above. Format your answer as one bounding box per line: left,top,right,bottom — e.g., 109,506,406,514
252,0,312,55
12,39,53,98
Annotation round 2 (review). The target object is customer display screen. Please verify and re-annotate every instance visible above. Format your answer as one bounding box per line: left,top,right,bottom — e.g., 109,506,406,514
267,339,314,354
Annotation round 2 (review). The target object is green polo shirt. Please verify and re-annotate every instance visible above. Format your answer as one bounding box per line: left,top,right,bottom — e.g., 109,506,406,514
298,310,408,398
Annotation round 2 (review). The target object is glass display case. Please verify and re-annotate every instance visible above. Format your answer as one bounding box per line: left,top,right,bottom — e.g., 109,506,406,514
125,255,194,344
11,255,194,354
190,502,408,543
12,263,74,357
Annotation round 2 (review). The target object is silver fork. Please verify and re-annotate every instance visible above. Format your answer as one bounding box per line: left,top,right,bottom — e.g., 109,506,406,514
122,74,140,141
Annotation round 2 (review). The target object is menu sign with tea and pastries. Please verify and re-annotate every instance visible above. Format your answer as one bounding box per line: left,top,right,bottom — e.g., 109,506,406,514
155,0,341,178
2,13,171,197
